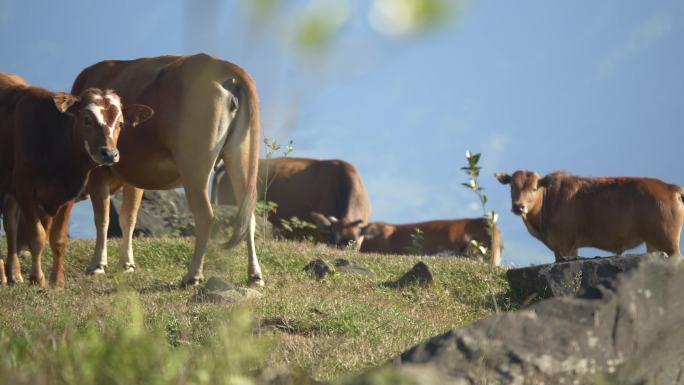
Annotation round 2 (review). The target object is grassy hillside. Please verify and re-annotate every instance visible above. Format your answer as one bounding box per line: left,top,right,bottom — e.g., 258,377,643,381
0,237,511,384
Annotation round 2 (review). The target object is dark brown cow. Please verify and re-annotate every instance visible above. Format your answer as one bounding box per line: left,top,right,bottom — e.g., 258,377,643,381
359,218,502,265
71,54,261,286
212,157,371,248
495,170,684,261
0,73,152,287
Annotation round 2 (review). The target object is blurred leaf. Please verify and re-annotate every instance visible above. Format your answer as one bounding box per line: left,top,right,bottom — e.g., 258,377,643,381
241,0,281,19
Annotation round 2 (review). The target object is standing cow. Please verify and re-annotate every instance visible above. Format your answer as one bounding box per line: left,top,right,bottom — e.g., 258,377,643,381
495,170,684,261
359,218,502,266
0,73,152,287
71,54,262,286
212,157,371,248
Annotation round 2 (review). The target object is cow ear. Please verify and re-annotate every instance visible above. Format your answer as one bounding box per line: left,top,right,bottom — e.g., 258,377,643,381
53,93,80,115
538,176,551,188
123,104,154,128
310,212,332,230
494,172,512,185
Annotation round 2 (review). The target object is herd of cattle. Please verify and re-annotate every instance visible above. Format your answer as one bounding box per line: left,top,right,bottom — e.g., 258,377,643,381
1,53,683,288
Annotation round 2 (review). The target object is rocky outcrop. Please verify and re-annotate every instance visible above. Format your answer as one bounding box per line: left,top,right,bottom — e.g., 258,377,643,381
372,258,684,384
507,252,670,299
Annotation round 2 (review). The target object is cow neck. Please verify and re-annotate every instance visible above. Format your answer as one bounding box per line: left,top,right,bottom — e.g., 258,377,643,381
55,117,96,200
521,189,546,242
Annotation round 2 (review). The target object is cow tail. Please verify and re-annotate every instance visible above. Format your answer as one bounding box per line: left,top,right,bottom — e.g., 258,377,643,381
223,67,260,248
210,163,225,206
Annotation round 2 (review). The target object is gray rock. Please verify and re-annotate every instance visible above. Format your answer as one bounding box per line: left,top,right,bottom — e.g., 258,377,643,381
192,276,262,303
332,258,375,277
107,190,271,238
367,258,684,384
386,262,433,288
507,252,670,300
303,259,335,280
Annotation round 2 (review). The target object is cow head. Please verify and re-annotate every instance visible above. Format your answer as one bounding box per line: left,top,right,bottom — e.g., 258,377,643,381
53,88,154,166
495,170,549,217
310,212,366,249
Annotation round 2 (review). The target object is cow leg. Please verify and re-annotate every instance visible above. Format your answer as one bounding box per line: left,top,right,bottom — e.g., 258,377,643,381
48,202,72,288
86,170,111,275
223,152,262,287
3,197,23,284
21,206,47,287
118,184,143,272
179,178,213,286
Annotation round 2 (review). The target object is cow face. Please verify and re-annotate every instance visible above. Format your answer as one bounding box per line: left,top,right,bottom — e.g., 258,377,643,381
53,88,153,166
311,212,366,249
495,170,545,216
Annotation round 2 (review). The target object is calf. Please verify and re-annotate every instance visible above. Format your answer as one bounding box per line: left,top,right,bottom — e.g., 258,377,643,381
0,73,152,286
212,157,371,249
359,218,502,266
495,170,684,261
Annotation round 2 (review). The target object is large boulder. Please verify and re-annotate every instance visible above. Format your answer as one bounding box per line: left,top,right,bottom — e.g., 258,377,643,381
371,258,684,384
107,190,270,238
507,252,670,300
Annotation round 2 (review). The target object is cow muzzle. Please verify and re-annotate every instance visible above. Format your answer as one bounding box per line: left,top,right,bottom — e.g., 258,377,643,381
98,147,120,165
512,203,527,215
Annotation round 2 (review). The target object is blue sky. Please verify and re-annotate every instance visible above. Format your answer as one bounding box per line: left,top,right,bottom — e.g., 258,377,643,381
1,0,683,265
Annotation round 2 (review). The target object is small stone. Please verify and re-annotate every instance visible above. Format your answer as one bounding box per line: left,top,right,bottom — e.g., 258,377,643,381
387,261,433,288
303,259,335,280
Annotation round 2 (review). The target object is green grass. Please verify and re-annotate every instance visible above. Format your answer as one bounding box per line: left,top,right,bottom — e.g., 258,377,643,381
0,236,510,383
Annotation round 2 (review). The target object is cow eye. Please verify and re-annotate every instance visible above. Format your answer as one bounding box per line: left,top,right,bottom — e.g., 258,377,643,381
119,121,125,130
532,187,539,192
84,115,93,125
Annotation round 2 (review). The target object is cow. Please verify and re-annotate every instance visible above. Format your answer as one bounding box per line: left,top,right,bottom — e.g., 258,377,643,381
211,157,371,249
71,54,262,286
359,218,502,265
0,73,153,287
495,170,684,261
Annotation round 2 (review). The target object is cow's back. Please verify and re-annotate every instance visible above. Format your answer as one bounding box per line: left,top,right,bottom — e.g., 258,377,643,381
361,218,493,255
264,157,370,223
543,176,684,253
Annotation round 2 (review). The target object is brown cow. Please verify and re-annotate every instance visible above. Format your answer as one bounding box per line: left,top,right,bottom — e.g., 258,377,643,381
212,157,371,248
71,54,261,286
495,170,684,261
0,73,152,287
359,218,502,265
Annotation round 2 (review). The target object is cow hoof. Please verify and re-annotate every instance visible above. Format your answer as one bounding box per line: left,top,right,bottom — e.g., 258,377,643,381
181,274,204,287
29,274,46,287
122,263,136,273
86,264,106,275
11,274,24,284
248,276,265,288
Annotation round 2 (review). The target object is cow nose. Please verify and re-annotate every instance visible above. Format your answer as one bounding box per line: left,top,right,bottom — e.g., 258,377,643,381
99,147,119,164
512,203,525,215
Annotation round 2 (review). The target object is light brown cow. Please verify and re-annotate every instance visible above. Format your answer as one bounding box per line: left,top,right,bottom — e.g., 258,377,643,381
495,170,684,261
0,73,152,287
212,157,371,248
359,218,502,266
71,54,261,286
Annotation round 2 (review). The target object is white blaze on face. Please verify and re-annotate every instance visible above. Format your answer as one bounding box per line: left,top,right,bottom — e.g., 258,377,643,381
85,93,122,139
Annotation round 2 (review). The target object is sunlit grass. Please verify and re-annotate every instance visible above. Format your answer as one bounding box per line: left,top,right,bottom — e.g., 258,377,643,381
0,237,510,382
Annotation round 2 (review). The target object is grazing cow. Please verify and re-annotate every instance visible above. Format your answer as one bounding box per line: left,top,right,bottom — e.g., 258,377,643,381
495,170,684,261
0,73,153,287
212,157,371,248
359,218,502,266
71,54,262,286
